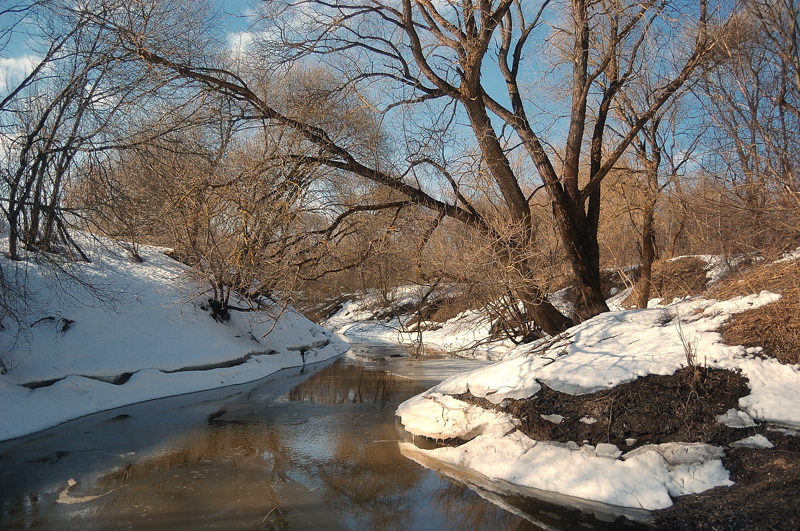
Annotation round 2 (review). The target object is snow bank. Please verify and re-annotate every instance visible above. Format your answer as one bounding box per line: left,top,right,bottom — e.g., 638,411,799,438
404,292,783,404
0,235,348,441
402,431,731,510
324,287,513,359
397,289,797,509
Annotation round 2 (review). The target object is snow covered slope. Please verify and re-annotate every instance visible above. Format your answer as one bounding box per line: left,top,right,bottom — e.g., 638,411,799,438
396,290,800,510
0,235,348,441
324,286,513,359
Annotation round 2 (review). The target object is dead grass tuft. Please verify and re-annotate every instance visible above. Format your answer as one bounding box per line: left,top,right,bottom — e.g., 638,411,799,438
620,256,709,308
714,257,800,365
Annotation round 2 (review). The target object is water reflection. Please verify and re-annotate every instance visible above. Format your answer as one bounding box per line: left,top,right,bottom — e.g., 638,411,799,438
0,343,649,530
0,347,532,530
286,364,402,404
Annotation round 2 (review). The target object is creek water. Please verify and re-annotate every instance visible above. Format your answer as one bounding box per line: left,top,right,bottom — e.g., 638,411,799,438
0,341,648,530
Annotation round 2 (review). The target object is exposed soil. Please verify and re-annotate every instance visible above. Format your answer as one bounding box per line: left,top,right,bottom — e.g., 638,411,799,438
457,367,752,452
454,366,800,530
654,439,800,530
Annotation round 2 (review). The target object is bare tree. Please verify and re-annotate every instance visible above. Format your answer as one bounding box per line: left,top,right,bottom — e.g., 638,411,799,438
697,0,800,252
81,0,726,334
612,82,703,308
0,0,188,260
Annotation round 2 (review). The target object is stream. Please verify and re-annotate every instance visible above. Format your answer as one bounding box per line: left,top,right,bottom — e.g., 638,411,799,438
0,341,648,530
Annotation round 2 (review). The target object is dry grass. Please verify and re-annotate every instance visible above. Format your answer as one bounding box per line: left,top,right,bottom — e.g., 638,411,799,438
620,256,709,308
710,256,799,299
712,257,800,365
647,257,710,300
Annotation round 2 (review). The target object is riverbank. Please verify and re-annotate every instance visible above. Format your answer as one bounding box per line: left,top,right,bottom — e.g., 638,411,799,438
0,235,348,441
387,254,800,527
323,285,516,360
0,344,552,530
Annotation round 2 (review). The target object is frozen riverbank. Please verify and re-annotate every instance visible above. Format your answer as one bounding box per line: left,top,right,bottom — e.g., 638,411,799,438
0,235,347,441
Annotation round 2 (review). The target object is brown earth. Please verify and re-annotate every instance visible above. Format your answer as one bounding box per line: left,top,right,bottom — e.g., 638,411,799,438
461,367,752,451
454,366,800,530
654,440,800,530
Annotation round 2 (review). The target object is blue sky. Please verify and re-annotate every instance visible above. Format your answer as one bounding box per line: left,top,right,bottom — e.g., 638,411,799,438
0,0,254,90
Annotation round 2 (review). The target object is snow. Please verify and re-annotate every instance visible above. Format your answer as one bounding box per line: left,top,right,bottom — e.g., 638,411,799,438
5,238,797,515
395,392,517,441
396,286,798,510
0,235,348,441
407,291,786,403
695,254,749,286
717,408,757,428
730,434,774,449
775,246,800,263
324,288,514,360
540,413,564,424
405,431,732,510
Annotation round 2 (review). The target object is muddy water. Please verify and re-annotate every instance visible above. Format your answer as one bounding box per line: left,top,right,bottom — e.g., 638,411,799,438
0,342,647,530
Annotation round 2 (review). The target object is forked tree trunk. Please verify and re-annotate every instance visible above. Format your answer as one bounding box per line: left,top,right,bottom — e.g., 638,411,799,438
551,196,609,321
461,96,574,335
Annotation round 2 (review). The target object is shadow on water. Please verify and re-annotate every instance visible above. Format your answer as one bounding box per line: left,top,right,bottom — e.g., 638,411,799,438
0,342,650,530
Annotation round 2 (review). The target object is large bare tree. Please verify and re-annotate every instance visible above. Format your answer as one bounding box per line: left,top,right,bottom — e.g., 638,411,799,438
86,0,725,334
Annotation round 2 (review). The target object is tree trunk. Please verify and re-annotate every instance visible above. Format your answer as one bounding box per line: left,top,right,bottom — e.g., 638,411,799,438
551,195,609,321
633,204,657,309
515,257,573,335
461,96,574,335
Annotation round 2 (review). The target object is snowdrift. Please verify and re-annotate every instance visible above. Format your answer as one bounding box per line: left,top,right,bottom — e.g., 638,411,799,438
0,235,348,441
393,257,800,511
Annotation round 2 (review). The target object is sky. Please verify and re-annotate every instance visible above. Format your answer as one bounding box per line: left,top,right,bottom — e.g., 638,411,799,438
0,0,709,197
0,0,254,91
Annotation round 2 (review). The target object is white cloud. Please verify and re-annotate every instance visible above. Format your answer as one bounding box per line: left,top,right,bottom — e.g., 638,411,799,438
227,30,256,59
0,55,39,89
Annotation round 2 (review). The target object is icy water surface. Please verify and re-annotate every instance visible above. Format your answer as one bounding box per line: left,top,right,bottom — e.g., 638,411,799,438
0,342,648,530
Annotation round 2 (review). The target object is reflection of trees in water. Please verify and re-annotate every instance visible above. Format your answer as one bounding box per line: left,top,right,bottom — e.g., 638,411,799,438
284,362,424,527
433,481,534,531
286,361,402,405
0,359,534,530
55,362,428,528
89,425,282,527
311,431,422,528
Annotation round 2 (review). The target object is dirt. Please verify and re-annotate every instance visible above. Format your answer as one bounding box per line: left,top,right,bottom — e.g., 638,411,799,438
454,366,800,530
654,440,800,530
